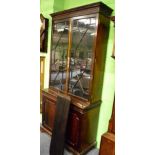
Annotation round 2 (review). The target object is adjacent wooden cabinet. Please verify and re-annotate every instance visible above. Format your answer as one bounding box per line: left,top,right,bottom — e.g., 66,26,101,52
42,2,113,155
99,132,115,155
99,101,115,155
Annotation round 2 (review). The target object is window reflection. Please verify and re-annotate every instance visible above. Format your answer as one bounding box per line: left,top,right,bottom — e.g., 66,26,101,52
69,18,96,99
49,17,97,100
49,21,69,91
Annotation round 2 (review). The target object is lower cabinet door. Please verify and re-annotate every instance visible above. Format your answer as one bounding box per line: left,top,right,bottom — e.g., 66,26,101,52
42,95,56,132
67,112,80,148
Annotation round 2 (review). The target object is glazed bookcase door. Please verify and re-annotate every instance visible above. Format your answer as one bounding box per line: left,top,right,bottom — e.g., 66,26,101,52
49,21,69,91
68,17,97,100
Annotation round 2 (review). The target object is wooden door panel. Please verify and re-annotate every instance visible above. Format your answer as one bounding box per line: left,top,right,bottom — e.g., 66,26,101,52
42,96,56,131
67,112,80,147
49,95,71,155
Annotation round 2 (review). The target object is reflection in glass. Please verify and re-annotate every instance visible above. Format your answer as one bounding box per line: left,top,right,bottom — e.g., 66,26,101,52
69,18,96,99
49,21,69,91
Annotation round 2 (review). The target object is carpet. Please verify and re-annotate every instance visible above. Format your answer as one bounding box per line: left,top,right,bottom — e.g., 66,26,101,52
40,132,99,155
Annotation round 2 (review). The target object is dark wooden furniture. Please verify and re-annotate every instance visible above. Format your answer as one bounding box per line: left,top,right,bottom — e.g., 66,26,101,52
42,2,113,155
50,95,71,155
40,14,48,52
99,102,115,155
99,132,115,155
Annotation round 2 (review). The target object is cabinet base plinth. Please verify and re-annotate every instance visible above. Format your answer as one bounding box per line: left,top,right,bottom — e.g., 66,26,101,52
65,142,96,155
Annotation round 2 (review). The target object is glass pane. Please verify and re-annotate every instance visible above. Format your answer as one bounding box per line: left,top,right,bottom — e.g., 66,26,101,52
49,21,69,91
69,17,96,99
